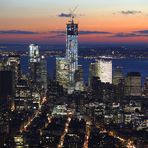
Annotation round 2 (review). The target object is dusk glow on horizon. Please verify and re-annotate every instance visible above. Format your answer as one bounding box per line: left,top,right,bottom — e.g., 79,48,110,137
1,0,148,44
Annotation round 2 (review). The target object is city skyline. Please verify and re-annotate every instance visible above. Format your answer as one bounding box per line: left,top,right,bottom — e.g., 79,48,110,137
0,1,148,147
0,0,148,44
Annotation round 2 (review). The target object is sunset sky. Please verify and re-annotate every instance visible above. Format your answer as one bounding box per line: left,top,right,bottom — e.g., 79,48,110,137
0,0,148,44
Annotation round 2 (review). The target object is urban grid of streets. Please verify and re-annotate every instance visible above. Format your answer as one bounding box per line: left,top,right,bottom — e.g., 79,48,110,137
18,97,136,148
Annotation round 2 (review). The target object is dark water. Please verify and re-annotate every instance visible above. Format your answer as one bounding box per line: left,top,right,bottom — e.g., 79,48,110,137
21,56,148,84
1,44,147,84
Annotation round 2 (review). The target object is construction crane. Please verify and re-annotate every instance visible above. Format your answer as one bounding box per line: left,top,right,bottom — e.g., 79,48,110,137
69,6,78,23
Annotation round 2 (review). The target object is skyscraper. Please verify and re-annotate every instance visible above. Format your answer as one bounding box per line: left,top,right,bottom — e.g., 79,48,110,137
99,58,112,84
125,72,141,96
113,67,124,85
29,44,40,63
40,56,47,95
113,67,125,101
89,61,100,87
66,18,78,93
143,77,148,97
75,65,84,91
0,70,13,101
56,57,69,89
29,44,40,85
56,18,79,94
15,79,31,111
89,58,112,86
0,70,13,141
7,55,21,84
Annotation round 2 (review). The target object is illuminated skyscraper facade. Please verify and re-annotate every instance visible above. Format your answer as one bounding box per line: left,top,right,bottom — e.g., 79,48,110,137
56,18,79,94
66,19,78,93
29,44,40,84
7,55,21,85
56,57,69,89
29,44,40,63
99,58,112,84
89,58,112,85
40,56,47,95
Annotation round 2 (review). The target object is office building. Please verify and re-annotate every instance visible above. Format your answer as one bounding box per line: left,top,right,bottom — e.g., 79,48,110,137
99,58,112,83
0,70,13,142
29,44,40,63
55,17,80,94
89,61,99,87
56,57,69,89
7,55,21,84
89,58,112,86
66,18,78,94
15,79,32,111
143,77,148,97
113,67,125,101
40,56,47,95
113,67,124,85
75,65,84,91
29,44,41,85
125,72,141,96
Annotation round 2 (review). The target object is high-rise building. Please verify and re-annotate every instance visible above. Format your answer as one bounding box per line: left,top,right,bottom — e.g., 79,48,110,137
125,72,141,96
90,76,115,102
29,44,40,63
89,58,112,87
66,18,78,93
56,57,69,89
91,76,102,101
15,79,32,111
113,67,124,85
7,55,21,84
143,77,148,97
0,71,13,98
29,44,41,84
89,61,100,87
99,58,112,83
113,67,125,101
40,56,47,95
56,18,79,94
75,65,84,91
0,70,13,144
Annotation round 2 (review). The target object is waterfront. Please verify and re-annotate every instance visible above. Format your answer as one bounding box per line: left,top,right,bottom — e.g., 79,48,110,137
21,56,148,84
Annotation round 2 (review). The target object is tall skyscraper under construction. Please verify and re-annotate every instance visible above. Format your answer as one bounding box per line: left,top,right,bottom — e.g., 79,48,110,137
56,17,81,94
66,18,78,93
